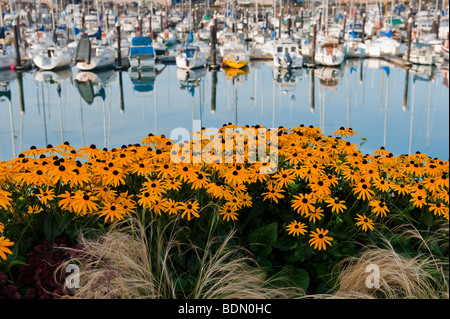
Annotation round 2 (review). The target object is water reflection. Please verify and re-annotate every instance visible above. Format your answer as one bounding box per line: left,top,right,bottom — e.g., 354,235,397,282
74,69,116,105
0,59,448,162
177,67,207,96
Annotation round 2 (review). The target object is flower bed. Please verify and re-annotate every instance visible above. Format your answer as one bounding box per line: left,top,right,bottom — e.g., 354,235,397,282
0,124,448,297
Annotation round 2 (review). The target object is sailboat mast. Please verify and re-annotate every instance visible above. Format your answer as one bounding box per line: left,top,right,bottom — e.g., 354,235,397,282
51,0,55,31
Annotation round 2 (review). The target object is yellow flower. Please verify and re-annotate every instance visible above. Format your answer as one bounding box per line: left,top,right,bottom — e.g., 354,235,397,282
219,205,239,222
0,236,14,261
305,207,324,223
0,190,12,210
286,220,307,237
369,200,390,218
355,214,375,232
98,202,125,222
326,197,347,214
180,200,200,221
309,228,333,251
261,184,285,204
291,193,316,216
273,169,296,188
163,198,181,215
428,202,448,217
37,188,55,206
27,205,43,215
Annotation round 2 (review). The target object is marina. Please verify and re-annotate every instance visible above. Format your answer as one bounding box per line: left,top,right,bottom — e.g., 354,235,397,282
0,0,449,161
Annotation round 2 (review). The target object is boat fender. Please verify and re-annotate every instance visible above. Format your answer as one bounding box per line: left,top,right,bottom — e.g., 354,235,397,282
186,58,189,67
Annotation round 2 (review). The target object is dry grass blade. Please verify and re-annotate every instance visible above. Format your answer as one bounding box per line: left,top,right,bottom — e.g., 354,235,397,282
330,227,448,299
57,214,303,299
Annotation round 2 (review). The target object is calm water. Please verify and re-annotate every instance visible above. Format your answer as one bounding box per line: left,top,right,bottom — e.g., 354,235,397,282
0,59,449,162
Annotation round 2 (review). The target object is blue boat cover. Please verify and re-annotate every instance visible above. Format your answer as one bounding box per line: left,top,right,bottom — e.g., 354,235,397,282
130,46,155,57
132,36,152,46
180,46,199,58
380,29,392,38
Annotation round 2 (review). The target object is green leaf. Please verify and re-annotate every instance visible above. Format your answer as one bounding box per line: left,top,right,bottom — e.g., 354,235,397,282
284,248,303,262
249,222,278,257
59,212,75,234
241,200,267,229
43,214,60,241
281,265,310,291
422,212,433,228
272,237,296,252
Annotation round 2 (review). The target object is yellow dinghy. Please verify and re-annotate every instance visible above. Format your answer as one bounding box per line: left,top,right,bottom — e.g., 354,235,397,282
222,52,249,69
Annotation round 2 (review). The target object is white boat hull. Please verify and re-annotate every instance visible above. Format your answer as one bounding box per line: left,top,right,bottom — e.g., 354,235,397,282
175,55,206,70
314,50,345,66
33,51,72,70
76,48,115,71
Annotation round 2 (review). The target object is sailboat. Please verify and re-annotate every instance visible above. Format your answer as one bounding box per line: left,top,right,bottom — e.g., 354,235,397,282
314,38,345,67
74,30,115,71
32,46,72,70
176,32,207,70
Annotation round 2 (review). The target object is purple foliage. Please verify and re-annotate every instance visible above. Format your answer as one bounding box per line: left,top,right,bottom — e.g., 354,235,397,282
17,236,73,299
0,271,21,299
